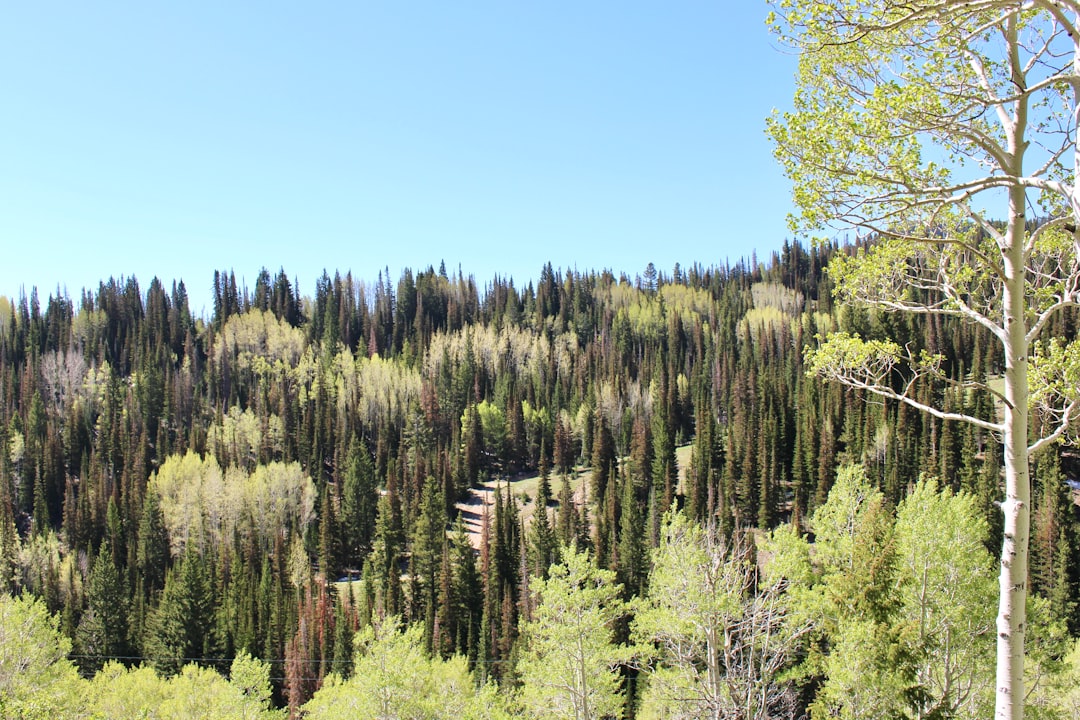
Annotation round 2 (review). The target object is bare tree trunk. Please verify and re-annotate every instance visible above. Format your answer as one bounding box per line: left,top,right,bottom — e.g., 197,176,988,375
995,174,1031,720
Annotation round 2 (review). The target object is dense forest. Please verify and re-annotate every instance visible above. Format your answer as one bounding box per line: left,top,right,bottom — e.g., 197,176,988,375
2,243,1079,718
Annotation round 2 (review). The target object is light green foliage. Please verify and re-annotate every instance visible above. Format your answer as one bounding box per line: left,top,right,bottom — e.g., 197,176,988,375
522,400,552,452
87,662,168,718
475,399,508,465
766,3,1024,234
7,429,23,473
243,462,316,554
214,308,306,375
151,452,316,557
811,618,911,720
743,282,805,340
764,466,901,717
659,282,712,319
230,650,275,711
0,593,84,719
16,528,64,601
150,451,226,556
0,296,11,333
426,323,579,399
86,660,284,720
751,282,803,315
207,406,286,470
798,467,905,720
894,479,996,718
804,330,945,399
352,352,423,427
604,280,716,339
1027,638,1080,719
1024,594,1075,720
302,617,507,720
633,512,809,719
807,465,895,616
766,470,1003,719
519,544,629,720
740,305,794,342
1029,338,1080,437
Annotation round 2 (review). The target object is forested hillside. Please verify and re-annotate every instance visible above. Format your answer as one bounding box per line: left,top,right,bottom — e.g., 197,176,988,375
2,243,1078,717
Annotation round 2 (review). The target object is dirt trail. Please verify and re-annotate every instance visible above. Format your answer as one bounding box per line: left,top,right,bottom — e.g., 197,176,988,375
454,469,590,550
453,445,690,550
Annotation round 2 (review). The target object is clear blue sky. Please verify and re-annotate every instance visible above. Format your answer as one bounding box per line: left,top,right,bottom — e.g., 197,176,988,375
1,3,798,315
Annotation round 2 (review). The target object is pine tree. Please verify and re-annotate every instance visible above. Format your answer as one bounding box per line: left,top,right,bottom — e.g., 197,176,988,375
341,436,377,569
651,390,677,513
616,471,646,596
529,458,558,578
136,486,169,599
410,474,446,651
331,594,354,678
144,545,216,676
0,471,17,594
370,489,403,618
75,541,130,674
556,474,577,548
318,485,339,580
590,416,616,508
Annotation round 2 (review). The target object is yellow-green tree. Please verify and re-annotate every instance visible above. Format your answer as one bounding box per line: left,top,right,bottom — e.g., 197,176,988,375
301,616,508,720
0,593,85,718
769,4,1080,718
519,544,629,720
633,512,811,719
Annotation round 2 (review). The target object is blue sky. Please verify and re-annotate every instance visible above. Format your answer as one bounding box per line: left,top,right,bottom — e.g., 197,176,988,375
1,3,798,315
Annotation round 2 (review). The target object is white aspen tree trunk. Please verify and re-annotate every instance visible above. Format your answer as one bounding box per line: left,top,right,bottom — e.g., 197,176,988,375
995,14,1031,715
995,174,1031,720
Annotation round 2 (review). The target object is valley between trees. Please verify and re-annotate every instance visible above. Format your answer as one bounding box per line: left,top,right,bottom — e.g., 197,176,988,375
1,246,1078,718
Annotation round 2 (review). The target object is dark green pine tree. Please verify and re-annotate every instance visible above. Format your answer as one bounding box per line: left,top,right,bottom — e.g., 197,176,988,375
76,541,130,674
370,482,404,618
25,392,47,518
590,415,616,509
1049,525,1078,633
938,391,960,491
453,517,483,658
477,586,493,685
1032,451,1078,630
593,463,615,569
0,471,17,594
529,450,558,578
629,416,653,494
435,540,455,657
460,403,484,492
616,471,646,596
687,398,714,522
340,436,378,569
410,474,446,651
556,474,577,548
222,549,257,657
979,435,1004,556
434,517,483,659
105,495,124,568
957,421,982,499
144,545,216,676
651,403,676,515
31,469,48,537
318,485,340,580
331,595,354,679
136,486,169,598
